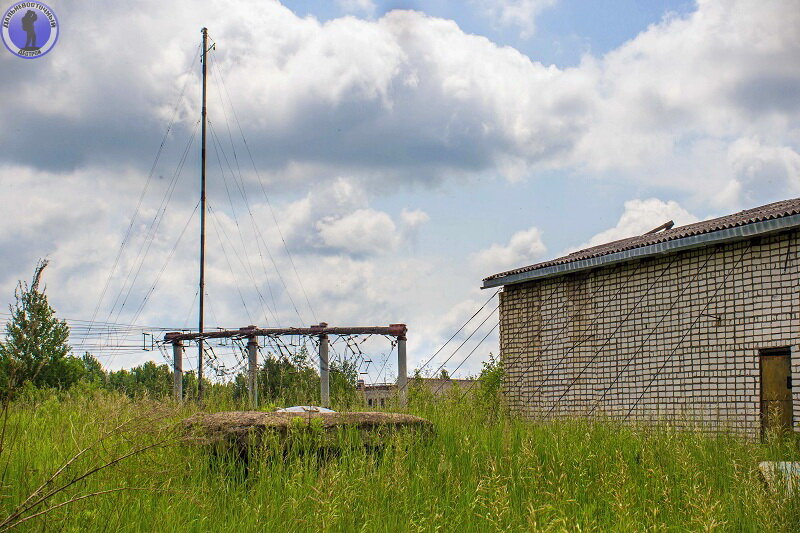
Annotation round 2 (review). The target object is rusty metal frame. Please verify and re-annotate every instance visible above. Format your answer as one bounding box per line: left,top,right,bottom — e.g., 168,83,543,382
164,323,407,343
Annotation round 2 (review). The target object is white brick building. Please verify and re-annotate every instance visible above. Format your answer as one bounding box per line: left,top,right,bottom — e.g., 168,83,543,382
483,198,799,437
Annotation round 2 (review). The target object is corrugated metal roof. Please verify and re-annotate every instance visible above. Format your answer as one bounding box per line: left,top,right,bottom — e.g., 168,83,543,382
484,197,800,284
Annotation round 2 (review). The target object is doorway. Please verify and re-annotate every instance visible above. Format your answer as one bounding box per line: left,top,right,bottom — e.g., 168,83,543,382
759,347,794,437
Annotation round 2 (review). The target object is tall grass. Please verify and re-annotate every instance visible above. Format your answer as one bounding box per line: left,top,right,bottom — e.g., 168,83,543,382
0,387,798,531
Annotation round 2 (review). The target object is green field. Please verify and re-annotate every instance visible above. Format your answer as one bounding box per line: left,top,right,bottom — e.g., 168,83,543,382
0,386,798,532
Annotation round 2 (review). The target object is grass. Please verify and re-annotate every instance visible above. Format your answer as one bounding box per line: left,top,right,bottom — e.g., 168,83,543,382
0,388,798,531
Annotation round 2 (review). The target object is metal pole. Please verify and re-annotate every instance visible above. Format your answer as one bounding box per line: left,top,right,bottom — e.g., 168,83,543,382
198,27,208,402
397,334,408,406
247,335,259,408
319,333,330,408
172,339,183,401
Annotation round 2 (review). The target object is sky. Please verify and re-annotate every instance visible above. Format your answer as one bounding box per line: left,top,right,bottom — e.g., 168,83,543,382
0,0,798,381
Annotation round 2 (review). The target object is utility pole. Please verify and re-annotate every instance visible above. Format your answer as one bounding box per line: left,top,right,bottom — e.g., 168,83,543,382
312,322,331,408
171,337,183,401
244,327,259,408
397,331,407,406
198,27,209,402
319,332,330,408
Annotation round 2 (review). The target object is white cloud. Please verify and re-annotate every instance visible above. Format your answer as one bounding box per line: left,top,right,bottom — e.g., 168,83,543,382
1,0,799,376
727,137,800,205
337,0,376,16
472,0,558,38
274,177,369,246
249,177,429,256
472,226,547,275
399,208,429,244
572,0,800,205
313,207,430,256
400,208,429,228
575,198,699,251
0,2,596,184
317,208,399,255
3,0,797,207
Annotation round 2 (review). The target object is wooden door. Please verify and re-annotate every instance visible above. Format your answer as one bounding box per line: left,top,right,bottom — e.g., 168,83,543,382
760,348,793,437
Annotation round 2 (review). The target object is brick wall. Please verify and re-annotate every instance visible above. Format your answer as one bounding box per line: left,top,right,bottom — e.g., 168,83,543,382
499,230,800,437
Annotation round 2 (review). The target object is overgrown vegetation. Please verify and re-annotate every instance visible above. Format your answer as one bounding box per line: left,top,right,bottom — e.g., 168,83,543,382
0,261,82,398
0,388,798,531
68,350,359,406
0,261,360,406
1,264,799,530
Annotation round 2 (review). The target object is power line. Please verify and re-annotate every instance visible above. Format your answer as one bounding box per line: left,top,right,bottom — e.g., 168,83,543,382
103,120,200,330
433,321,499,395
207,123,280,325
129,201,200,325
81,45,201,349
206,118,305,325
104,200,202,367
509,263,637,406
540,256,680,416
413,289,500,379
206,204,255,325
210,57,317,323
623,244,752,419
586,248,720,415
427,302,500,383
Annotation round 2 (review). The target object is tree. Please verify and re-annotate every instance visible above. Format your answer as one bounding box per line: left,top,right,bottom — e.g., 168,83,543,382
0,260,81,396
257,346,320,405
476,353,505,417
106,361,172,397
253,346,360,407
81,353,107,384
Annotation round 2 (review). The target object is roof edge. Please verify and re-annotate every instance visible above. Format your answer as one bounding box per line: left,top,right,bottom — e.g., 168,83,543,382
482,213,800,289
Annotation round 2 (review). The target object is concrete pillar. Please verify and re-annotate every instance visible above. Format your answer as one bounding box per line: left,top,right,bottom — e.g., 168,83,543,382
397,335,407,406
172,340,183,401
319,333,330,408
247,335,259,408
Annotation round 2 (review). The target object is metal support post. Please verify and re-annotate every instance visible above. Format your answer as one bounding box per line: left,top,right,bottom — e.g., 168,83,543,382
171,338,183,401
247,335,259,408
319,333,330,408
397,334,407,406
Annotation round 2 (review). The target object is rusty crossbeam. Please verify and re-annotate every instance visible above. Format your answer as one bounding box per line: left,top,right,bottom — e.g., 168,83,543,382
164,323,407,343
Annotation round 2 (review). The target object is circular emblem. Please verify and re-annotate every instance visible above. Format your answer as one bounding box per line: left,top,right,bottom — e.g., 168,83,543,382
1,1,59,58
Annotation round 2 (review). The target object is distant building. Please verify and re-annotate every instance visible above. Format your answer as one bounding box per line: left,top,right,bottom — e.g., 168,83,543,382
358,377,476,407
483,198,800,437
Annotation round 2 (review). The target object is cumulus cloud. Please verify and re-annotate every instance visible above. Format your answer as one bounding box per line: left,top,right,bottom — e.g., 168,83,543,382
1,0,799,374
399,208,429,244
271,177,369,247
572,0,800,204
472,226,547,275
727,138,800,206
2,0,797,206
251,177,429,256
337,0,376,16
574,198,699,251
472,0,557,38
0,1,593,186
314,207,429,256
317,208,399,255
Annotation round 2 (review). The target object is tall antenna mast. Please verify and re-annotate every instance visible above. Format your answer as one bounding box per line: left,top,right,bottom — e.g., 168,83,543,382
198,27,209,401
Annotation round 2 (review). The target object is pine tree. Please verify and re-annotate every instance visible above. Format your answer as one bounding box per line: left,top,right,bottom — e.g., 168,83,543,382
0,260,79,396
